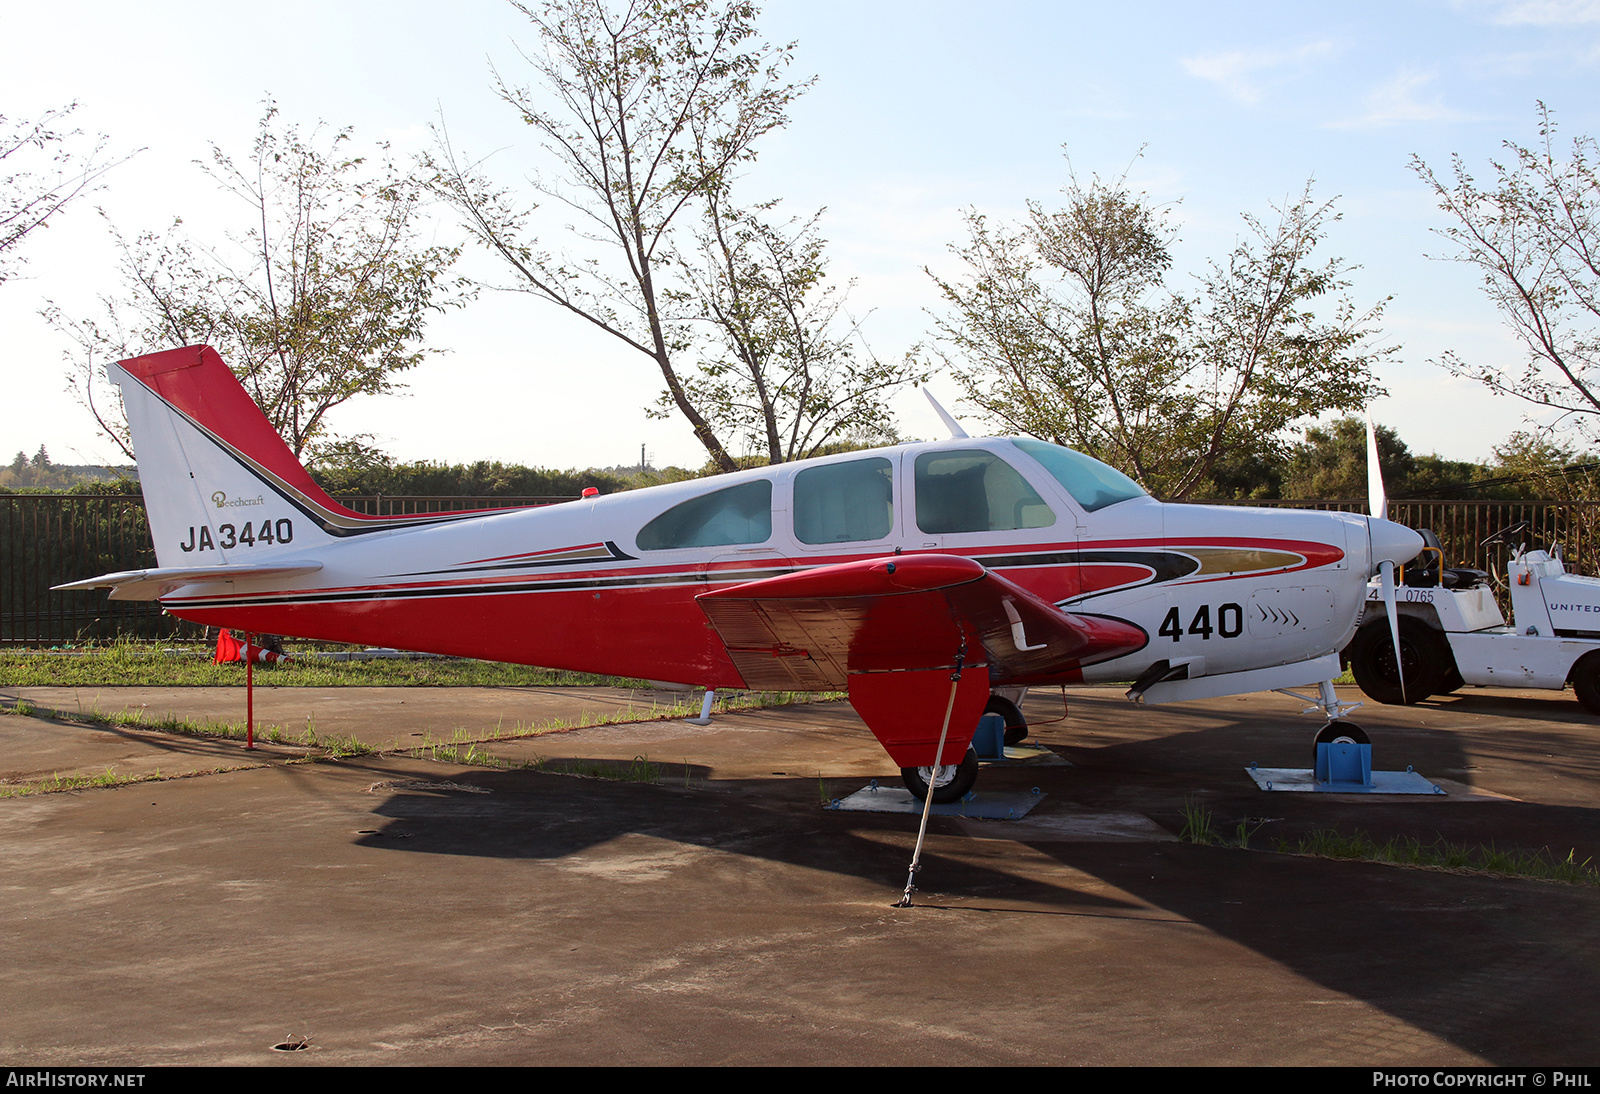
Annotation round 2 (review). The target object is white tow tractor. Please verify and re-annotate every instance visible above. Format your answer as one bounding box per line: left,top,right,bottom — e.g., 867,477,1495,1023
1345,521,1600,713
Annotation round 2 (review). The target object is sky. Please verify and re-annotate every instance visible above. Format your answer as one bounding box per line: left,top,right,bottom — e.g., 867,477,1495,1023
2,0,1599,474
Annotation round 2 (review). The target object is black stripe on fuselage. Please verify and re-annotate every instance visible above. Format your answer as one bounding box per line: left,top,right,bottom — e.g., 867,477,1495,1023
163,546,1223,611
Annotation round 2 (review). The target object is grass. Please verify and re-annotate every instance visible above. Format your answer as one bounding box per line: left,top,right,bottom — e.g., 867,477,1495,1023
0,639,657,689
1174,801,1600,886
1279,827,1600,886
0,694,375,755
406,743,664,783
0,764,265,799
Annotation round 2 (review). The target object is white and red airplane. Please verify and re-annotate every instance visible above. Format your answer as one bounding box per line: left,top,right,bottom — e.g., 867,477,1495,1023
61,345,1423,801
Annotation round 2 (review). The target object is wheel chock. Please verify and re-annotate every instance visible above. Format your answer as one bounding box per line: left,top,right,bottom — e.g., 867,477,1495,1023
1315,740,1372,787
971,713,1006,759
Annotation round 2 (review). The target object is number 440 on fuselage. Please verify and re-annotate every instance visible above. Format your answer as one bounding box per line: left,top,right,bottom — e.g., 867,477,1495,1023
61,346,1424,801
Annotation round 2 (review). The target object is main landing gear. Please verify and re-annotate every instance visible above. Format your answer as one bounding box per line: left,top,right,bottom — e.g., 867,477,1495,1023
900,747,980,804
1274,678,1371,767
896,692,1032,802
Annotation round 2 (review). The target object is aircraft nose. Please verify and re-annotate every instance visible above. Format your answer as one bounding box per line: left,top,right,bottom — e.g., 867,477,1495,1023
1368,517,1424,572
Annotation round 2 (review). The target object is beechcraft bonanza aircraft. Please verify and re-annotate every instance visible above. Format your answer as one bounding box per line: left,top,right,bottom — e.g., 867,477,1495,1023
62,346,1424,802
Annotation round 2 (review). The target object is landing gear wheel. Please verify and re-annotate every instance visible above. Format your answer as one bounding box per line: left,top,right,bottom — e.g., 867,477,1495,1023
901,747,979,804
1349,617,1450,705
985,695,1028,745
1572,652,1600,715
1313,720,1369,763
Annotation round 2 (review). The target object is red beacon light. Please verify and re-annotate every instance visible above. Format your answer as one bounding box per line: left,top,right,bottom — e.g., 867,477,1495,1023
581,487,600,498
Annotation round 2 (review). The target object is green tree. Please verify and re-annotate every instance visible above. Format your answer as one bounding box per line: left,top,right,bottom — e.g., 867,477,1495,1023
1412,104,1600,442
1484,430,1600,499
928,173,1389,499
1,103,127,287
58,104,468,460
432,0,910,471
1281,417,1483,499
671,201,911,462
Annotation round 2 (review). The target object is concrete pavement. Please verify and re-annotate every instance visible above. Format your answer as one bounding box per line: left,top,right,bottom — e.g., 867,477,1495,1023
1,682,1597,1065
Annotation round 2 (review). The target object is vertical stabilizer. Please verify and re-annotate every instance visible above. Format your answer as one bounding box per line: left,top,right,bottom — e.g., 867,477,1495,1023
114,345,471,569
114,346,355,567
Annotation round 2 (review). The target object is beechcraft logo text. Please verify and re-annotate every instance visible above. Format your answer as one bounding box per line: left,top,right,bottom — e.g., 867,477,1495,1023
211,492,265,509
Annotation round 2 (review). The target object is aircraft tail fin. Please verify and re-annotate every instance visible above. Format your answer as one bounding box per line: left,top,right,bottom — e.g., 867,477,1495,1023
113,345,450,568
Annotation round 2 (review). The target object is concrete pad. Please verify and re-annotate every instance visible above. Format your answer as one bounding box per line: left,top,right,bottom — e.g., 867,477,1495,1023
0,703,305,786
2,684,721,752
829,785,1048,819
1,682,1599,1065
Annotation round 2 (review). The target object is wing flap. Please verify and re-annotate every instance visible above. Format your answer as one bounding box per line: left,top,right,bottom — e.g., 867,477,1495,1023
53,562,324,602
698,553,1145,687
697,554,1147,766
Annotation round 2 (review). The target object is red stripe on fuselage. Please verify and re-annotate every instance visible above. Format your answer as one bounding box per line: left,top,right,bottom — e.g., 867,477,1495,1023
159,534,1346,685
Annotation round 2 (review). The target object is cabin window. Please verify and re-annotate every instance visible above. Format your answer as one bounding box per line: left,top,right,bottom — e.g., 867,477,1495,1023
636,480,773,551
914,450,1056,534
1012,439,1146,512
793,457,894,544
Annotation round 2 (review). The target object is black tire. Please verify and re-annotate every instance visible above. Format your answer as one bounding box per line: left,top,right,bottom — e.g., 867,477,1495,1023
1313,720,1369,763
901,747,979,803
985,695,1028,745
1349,617,1450,705
1437,665,1465,695
1572,652,1600,715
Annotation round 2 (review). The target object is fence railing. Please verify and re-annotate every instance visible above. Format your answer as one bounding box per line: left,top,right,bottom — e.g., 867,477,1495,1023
0,494,575,646
1194,497,1600,579
5,493,1595,645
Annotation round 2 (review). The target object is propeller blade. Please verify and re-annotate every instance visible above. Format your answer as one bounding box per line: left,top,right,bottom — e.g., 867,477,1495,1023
1366,412,1387,520
1379,558,1405,705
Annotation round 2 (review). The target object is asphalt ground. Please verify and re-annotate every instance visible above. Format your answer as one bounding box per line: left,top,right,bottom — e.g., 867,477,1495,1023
1,680,1598,1066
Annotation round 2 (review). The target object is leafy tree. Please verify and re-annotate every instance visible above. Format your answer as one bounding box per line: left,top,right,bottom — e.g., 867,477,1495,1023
58,104,468,460
1,104,127,287
1481,430,1600,500
1281,417,1483,499
927,173,1390,499
671,201,911,461
432,0,910,471
1412,104,1600,442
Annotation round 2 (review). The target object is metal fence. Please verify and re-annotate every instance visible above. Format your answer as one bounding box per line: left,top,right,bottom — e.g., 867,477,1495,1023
5,492,1597,645
1197,498,1600,579
0,494,575,646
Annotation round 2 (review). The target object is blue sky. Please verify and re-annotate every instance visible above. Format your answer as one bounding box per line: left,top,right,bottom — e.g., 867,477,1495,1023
3,0,1598,473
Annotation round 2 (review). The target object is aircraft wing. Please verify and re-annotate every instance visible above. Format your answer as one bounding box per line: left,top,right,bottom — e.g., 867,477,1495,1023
697,553,1146,690
697,554,1145,766
53,562,324,602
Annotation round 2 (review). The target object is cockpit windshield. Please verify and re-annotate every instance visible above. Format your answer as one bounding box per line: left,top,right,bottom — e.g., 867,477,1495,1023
1012,439,1146,512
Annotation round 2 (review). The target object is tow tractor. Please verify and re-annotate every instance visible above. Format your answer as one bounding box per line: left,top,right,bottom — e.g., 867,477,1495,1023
1345,521,1600,713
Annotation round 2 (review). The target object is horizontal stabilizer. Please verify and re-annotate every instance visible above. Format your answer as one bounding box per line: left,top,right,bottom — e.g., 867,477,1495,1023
53,562,324,602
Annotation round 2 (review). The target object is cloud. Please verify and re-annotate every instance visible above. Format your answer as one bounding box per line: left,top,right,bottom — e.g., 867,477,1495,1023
1180,41,1337,105
1328,69,1471,129
1475,0,1600,25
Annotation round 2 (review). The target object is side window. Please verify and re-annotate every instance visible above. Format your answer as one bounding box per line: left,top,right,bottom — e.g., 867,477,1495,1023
915,450,1056,534
636,480,773,551
793,458,894,545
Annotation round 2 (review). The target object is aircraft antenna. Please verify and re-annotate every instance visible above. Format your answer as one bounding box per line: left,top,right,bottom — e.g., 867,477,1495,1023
922,388,969,440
